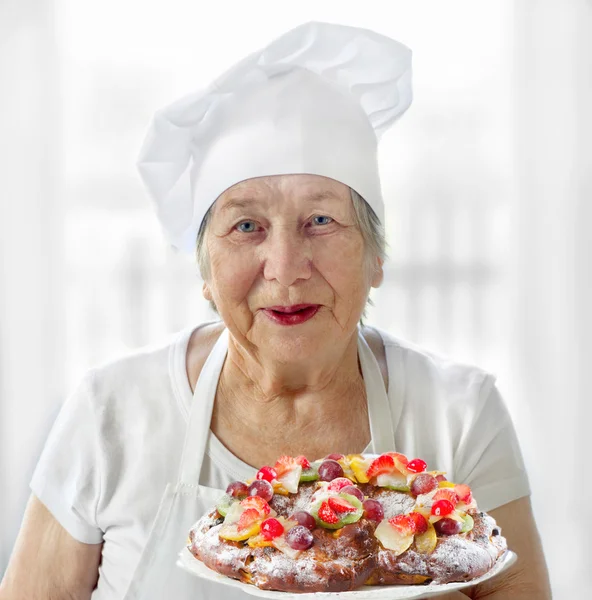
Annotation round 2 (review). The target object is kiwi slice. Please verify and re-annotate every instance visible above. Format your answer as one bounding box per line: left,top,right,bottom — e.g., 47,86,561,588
382,484,411,493
337,493,364,525
460,513,474,534
300,467,319,482
375,472,410,493
310,493,364,530
216,494,236,518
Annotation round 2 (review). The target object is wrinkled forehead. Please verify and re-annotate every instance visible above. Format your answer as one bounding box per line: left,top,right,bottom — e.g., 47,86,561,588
214,174,352,212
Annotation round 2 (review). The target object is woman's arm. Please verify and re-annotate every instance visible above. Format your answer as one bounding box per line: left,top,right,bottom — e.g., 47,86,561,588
421,497,551,600
0,494,103,600
469,496,552,598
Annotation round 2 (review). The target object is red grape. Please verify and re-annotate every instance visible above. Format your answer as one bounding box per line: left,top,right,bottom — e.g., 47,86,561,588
290,510,316,531
325,453,345,461
327,477,353,492
317,460,344,481
410,473,438,497
362,499,384,523
247,479,274,502
286,525,314,550
434,517,462,536
435,474,447,483
340,485,364,502
261,517,284,540
226,481,249,498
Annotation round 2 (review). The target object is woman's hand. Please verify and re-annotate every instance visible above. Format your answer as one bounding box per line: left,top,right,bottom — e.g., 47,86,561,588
416,497,552,600
0,494,103,600
451,496,552,599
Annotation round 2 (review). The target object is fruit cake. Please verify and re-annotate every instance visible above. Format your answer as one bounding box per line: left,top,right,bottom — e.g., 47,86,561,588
187,453,508,593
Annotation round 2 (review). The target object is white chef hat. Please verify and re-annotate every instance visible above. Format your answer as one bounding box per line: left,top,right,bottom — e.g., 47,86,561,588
137,21,412,253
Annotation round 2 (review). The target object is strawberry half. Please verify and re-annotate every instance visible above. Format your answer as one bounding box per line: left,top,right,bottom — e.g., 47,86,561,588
367,454,396,479
274,455,299,477
388,514,416,536
237,508,261,532
408,512,428,534
294,455,312,470
386,452,409,466
318,500,340,524
240,496,271,516
328,496,357,514
433,489,459,507
455,484,473,504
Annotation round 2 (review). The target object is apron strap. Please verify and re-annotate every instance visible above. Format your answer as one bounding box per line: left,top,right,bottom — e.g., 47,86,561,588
177,326,394,484
357,328,396,454
178,328,229,485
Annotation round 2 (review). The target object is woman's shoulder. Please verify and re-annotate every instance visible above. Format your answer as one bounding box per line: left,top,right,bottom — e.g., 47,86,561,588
81,320,221,401
371,325,493,393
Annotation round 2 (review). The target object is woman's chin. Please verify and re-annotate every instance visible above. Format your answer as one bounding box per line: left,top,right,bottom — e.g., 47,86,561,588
253,316,329,355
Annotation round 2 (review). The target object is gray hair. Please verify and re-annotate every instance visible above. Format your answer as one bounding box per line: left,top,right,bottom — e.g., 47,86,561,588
196,188,387,324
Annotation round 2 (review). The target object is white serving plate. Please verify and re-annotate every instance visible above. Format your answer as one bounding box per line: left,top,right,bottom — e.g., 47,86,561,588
177,546,517,599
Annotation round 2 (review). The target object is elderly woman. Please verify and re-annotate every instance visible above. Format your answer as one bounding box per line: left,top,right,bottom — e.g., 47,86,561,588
0,22,550,600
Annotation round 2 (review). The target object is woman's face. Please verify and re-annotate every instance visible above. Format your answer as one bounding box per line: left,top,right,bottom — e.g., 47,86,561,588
202,174,383,362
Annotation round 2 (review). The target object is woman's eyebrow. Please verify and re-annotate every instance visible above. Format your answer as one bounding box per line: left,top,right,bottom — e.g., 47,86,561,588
303,190,342,202
219,198,255,213
220,190,342,213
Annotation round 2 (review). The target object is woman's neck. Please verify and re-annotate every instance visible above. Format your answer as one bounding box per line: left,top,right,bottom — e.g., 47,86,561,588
211,330,370,463
223,329,362,400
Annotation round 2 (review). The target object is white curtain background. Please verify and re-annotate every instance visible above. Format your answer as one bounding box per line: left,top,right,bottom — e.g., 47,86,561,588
1,1,589,597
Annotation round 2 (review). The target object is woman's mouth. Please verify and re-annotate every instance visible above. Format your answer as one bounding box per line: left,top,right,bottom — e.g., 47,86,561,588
262,305,320,326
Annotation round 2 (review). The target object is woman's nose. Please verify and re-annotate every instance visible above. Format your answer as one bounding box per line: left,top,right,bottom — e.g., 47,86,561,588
262,229,312,286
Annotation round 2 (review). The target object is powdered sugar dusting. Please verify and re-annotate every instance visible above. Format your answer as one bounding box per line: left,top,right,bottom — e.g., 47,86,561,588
377,547,430,577
371,489,416,520
428,536,493,583
192,523,251,569
249,547,363,589
269,483,315,514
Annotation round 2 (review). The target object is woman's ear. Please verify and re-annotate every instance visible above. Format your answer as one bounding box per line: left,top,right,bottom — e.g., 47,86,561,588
202,281,212,302
371,257,384,288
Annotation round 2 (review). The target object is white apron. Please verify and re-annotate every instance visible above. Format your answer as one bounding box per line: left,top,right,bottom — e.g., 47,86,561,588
123,326,396,599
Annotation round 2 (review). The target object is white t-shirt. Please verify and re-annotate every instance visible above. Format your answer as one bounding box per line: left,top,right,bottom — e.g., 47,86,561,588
30,321,531,599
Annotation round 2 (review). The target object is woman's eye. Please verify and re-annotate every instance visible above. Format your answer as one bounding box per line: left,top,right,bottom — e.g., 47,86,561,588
236,220,258,233
311,215,333,226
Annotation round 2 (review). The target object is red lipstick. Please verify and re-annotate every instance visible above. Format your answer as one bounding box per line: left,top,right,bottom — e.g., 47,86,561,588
262,304,320,326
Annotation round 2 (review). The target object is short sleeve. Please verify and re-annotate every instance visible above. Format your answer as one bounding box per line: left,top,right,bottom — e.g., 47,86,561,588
30,371,104,544
453,376,531,513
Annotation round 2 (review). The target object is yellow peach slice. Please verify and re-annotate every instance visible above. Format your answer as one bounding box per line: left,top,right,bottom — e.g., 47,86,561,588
428,510,464,525
414,523,437,554
219,520,261,541
350,456,372,483
335,457,356,482
272,481,291,496
246,533,274,548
